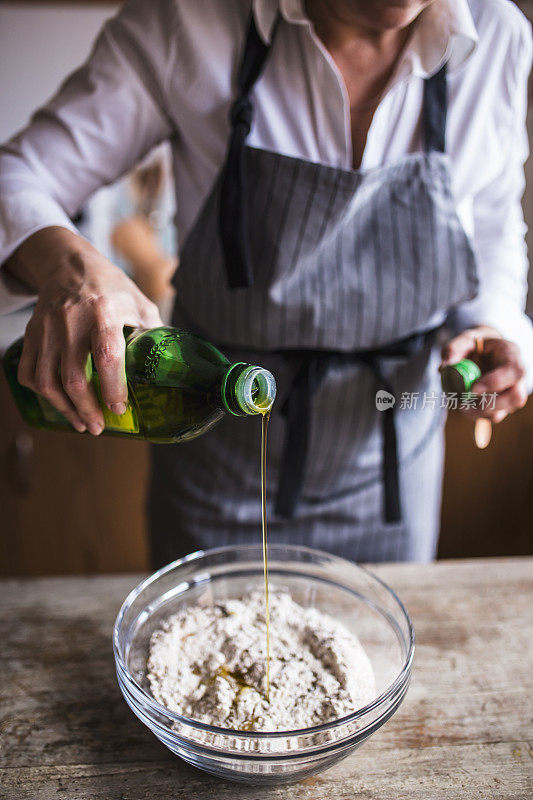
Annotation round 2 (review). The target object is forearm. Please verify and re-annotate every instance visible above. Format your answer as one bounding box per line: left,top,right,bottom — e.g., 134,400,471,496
4,226,92,294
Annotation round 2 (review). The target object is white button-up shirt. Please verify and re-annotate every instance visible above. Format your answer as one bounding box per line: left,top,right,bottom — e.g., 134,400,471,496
1,0,532,383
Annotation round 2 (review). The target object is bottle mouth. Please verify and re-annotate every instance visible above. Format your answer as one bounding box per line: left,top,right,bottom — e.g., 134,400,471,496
241,366,276,414
223,364,276,416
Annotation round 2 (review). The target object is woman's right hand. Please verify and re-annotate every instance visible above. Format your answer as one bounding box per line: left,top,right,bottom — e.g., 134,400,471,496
7,226,163,434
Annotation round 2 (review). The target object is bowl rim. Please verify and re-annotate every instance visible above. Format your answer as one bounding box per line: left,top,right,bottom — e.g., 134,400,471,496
113,543,415,739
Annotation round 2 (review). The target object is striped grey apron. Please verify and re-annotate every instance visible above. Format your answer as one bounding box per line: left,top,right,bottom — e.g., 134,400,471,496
148,16,478,567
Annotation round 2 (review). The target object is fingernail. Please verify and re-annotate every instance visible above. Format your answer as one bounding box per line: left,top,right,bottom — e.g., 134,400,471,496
110,402,127,415
74,422,87,433
88,422,104,436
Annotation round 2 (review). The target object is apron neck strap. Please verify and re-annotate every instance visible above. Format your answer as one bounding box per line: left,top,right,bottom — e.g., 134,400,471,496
423,64,448,154
219,14,279,289
236,14,275,98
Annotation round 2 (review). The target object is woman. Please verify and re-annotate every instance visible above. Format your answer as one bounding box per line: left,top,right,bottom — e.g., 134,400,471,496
0,0,531,565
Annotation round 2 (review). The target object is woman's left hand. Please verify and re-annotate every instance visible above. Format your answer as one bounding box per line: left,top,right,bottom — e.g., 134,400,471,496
440,326,529,422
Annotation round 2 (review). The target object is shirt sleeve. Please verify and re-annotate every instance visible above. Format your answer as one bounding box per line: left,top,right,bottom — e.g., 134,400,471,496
448,15,533,393
0,0,175,312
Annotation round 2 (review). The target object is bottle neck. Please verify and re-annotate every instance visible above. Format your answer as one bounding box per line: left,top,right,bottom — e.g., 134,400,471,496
222,363,276,416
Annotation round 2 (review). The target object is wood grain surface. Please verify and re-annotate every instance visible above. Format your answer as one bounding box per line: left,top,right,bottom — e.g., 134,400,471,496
0,558,532,799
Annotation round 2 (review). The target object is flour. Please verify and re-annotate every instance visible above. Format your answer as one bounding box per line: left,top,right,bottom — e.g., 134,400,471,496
147,590,376,732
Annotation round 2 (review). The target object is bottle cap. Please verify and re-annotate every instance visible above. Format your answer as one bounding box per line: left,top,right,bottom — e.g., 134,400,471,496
441,358,482,394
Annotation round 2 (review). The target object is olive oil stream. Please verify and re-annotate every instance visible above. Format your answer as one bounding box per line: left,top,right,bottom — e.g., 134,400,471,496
213,410,270,720
261,410,271,702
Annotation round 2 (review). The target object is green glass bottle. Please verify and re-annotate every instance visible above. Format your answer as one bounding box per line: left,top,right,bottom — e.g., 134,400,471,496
3,326,276,443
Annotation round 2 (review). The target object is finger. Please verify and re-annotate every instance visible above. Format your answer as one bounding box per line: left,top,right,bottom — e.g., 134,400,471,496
474,362,525,395
485,382,528,415
473,338,525,381
17,333,38,390
91,325,128,413
61,341,105,435
33,340,87,433
492,381,528,413
138,297,164,329
488,409,509,424
477,337,519,364
440,330,478,367
460,381,527,420
462,407,509,423
493,409,509,423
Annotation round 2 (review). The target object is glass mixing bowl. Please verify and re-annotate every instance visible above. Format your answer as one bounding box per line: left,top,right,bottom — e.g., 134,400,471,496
113,544,414,785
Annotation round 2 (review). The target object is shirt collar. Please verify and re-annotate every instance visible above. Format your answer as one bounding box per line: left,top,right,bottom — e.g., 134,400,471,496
253,0,309,43
404,0,478,77
253,0,478,75
253,0,282,43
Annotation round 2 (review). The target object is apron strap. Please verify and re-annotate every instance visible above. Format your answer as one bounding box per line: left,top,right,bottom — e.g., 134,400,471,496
275,356,332,518
275,331,434,522
423,64,447,153
356,354,402,523
219,15,277,289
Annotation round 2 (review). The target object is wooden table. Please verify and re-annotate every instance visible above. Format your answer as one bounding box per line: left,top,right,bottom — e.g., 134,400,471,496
1,558,532,799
